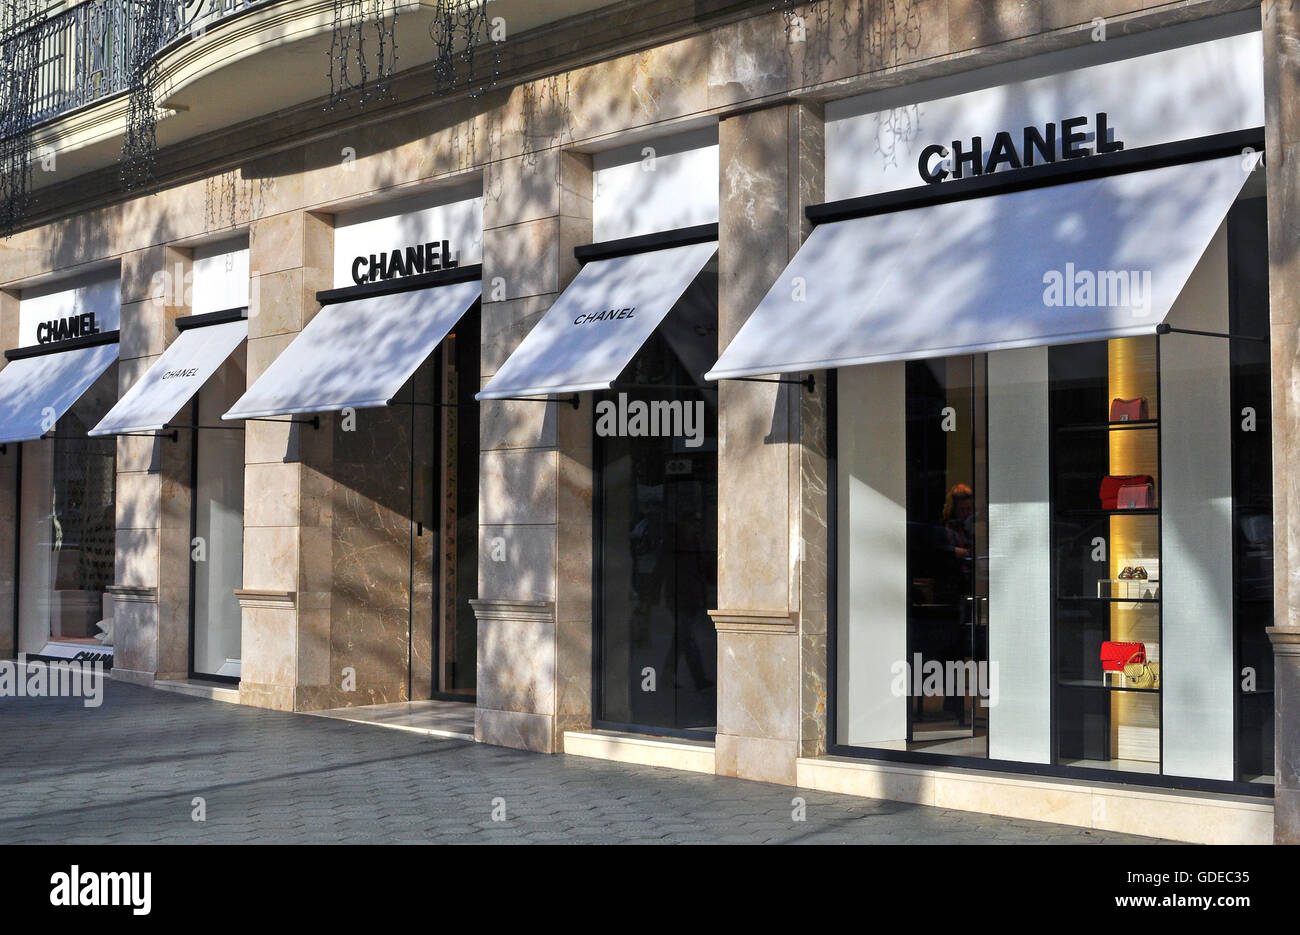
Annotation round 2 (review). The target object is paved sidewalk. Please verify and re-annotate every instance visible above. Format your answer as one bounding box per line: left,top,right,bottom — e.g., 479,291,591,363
0,679,1168,844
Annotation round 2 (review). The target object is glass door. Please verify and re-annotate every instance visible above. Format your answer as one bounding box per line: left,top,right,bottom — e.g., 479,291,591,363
904,355,989,754
190,348,247,681
429,309,479,700
594,273,718,737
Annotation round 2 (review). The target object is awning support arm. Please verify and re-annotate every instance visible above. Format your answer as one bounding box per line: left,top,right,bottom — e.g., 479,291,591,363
489,395,581,410
109,430,181,441
723,374,817,394
388,400,480,409
242,416,322,429
1156,324,1268,343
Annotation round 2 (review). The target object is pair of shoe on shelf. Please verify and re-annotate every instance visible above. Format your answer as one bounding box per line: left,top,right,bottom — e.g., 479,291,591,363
1118,566,1149,580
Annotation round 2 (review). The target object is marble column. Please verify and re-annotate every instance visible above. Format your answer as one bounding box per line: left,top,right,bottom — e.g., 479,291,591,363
713,102,826,785
110,245,191,686
0,289,18,660
474,143,593,753
1264,0,1300,843
237,209,333,710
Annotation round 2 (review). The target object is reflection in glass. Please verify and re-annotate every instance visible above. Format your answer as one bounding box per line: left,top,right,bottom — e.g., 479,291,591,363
18,363,118,656
596,272,718,734
191,349,246,680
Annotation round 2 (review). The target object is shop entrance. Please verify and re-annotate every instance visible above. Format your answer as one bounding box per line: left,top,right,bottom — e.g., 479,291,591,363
904,355,989,754
16,363,119,665
426,310,479,700
189,348,247,682
593,272,718,737
387,304,480,704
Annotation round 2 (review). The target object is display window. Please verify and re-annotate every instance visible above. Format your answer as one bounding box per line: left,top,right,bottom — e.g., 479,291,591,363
224,189,483,705
189,348,247,680
17,365,119,662
2,270,122,666
830,195,1272,787
594,269,718,736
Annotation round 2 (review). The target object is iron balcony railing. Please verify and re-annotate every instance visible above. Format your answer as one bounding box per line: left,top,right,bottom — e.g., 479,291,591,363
6,0,271,131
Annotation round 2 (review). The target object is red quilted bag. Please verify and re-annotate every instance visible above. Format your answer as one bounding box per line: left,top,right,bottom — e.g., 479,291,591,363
1101,641,1145,672
1109,397,1149,422
1100,474,1154,510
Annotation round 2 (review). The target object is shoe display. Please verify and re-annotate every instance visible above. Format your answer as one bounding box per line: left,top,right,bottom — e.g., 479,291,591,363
1118,567,1134,579
1133,566,1148,580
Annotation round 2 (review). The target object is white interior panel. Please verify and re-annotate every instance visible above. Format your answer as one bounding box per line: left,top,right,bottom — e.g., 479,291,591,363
1160,222,1234,781
836,362,909,746
191,239,250,315
593,127,719,242
986,347,1052,763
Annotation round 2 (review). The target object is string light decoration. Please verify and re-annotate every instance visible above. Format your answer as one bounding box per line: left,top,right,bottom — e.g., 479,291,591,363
0,0,48,233
430,0,499,98
327,0,398,109
861,0,923,168
121,0,166,191
772,0,923,171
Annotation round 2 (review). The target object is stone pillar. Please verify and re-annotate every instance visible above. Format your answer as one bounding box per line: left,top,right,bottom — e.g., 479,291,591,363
474,144,593,753
0,289,18,660
1264,0,1300,843
712,102,825,784
237,209,333,710
111,245,192,686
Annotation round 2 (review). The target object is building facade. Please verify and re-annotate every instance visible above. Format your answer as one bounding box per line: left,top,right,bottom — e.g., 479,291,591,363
0,0,1296,845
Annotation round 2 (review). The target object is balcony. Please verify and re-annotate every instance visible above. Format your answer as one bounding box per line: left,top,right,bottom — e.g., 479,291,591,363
1,0,642,193
13,0,272,129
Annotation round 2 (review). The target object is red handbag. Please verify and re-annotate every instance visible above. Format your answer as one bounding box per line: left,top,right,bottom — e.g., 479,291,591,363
1109,397,1149,422
1101,641,1145,672
1100,474,1154,510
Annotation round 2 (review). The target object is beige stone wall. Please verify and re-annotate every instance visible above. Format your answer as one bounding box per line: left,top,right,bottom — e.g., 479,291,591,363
1262,0,1300,842
111,245,191,686
474,138,594,753
0,290,18,660
0,0,1286,831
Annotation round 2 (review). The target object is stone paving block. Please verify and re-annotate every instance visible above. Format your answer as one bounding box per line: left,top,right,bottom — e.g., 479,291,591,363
0,681,1172,844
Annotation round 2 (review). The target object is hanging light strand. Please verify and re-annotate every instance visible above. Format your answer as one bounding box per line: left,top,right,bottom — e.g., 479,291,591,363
430,0,499,99
328,0,398,110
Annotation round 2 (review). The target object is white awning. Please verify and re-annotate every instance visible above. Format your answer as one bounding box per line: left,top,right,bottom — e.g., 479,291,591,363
90,320,247,435
706,153,1258,379
224,280,481,420
0,342,119,444
477,241,717,399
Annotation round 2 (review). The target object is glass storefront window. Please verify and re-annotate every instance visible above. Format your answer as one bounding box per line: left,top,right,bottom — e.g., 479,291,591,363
191,348,247,680
833,195,1273,787
595,271,718,736
18,363,119,655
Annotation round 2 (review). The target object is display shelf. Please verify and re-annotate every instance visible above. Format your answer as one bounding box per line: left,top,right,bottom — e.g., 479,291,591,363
1059,508,1160,518
1057,678,1160,694
1055,420,1160,434
1049,339,1162,771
